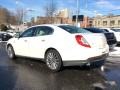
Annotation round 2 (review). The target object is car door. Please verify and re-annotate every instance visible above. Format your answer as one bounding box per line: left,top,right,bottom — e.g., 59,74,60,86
28,26,54,58
13,27,35,56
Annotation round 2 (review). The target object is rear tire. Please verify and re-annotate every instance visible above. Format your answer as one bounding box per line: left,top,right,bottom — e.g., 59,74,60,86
7,45,16,59
45,49,62,72
90,60,105,69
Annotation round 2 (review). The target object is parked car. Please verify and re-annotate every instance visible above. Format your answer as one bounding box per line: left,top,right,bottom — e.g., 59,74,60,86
84,28,117,50
13,31,23,37
100,28,120,44
0,32,13,41
7,25,109,71
6,30,16,36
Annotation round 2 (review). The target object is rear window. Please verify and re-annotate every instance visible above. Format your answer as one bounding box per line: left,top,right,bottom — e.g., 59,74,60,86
111,29,120,32
58,25,91,33
84,28,107,33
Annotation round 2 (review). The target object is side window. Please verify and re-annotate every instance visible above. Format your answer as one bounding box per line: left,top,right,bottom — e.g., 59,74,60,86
35,26,53,36
20,28,35,38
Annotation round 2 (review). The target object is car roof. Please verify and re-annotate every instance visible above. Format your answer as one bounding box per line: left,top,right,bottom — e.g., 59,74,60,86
26,24,72,31
112,28,120,29
100,28,111,29
29,24,70,28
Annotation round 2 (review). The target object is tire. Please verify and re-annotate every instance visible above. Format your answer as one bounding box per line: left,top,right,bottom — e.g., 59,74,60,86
90,60,105,69
45,49,62,72
7,45,16,59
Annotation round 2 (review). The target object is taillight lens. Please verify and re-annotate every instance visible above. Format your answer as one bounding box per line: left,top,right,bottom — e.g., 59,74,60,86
75,35,91,48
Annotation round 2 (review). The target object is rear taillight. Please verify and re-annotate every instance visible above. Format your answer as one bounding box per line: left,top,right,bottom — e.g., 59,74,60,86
75,35,91,48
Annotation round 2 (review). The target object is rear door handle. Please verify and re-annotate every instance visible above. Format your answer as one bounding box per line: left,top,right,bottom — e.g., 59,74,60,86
24,40,27,42
41,40,45,42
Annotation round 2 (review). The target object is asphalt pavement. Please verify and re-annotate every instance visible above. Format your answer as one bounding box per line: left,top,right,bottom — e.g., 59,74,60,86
0,42,120,90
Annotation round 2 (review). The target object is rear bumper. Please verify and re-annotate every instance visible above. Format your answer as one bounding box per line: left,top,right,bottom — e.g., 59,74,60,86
63,53,108,66
117,41,120,45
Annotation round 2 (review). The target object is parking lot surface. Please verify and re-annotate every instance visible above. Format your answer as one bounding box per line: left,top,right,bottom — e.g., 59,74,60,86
0,42,120,90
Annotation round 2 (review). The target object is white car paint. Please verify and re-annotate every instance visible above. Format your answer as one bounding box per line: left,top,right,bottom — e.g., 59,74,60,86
7,25,109,66
101,28,120,43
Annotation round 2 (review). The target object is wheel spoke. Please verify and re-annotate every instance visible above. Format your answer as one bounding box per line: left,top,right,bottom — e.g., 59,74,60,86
46,52,60,70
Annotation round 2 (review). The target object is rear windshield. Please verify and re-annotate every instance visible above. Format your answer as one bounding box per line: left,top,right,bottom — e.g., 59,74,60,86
84,28,107,33
111,29,120,32
58,25,91,33
101,29,109,32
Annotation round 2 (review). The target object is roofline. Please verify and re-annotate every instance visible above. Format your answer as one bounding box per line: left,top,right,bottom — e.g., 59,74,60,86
29,24,71,27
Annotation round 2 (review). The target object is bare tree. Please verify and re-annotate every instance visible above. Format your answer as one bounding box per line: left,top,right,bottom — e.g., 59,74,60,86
31,17,35,25
0,6,10,24
0,5,18,29
44,0,57,23
15,8,26,25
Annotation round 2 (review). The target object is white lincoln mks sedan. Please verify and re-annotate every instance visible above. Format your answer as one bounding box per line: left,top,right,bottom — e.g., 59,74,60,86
7,25,109,71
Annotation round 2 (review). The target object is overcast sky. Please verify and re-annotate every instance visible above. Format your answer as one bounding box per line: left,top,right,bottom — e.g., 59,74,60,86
0,0,120,18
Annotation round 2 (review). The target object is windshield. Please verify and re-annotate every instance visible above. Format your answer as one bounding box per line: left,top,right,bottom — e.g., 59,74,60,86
58,25,91,34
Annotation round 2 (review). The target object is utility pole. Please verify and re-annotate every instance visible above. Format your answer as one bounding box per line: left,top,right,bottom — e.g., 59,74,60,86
85,0,87,28
85,0,87,15
76,0,79,26
15,0,19,31
51,0,53,24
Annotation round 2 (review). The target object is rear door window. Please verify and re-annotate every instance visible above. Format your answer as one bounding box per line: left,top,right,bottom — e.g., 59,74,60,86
35,26,53,36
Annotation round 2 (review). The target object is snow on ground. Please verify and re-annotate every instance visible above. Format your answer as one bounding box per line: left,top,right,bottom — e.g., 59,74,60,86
107,46,120,63
109,47,120,57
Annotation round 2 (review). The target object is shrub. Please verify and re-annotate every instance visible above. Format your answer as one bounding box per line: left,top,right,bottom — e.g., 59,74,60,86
0,24,8,31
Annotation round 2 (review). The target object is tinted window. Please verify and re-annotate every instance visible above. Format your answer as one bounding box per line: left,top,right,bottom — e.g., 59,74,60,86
111,29,120,32
35,26,53,36
101,29,109,32
20,27,35,37
58,25,91,33
84,28,107,33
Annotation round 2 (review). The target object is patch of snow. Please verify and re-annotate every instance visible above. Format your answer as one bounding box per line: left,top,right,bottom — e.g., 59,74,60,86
105,81,117,86
92,83,106,89
109,47,120,57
